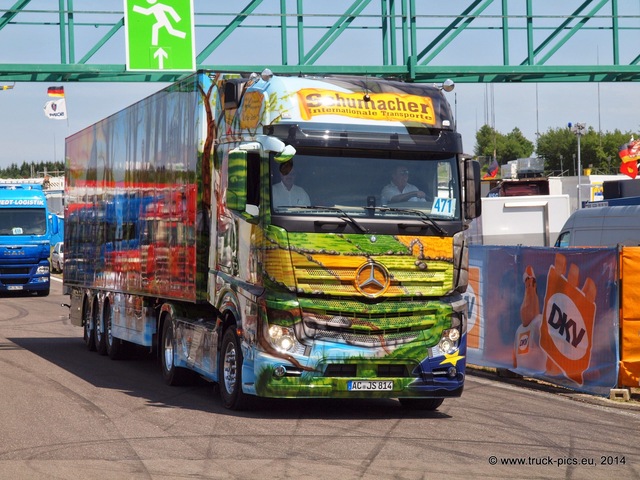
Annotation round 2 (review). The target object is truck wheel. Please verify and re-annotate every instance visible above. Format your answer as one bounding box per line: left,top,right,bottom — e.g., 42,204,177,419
94,305,107,356
160,317,194,386
398,398,444,411
83,300,96,351
219,327,250,410
105,302,125,360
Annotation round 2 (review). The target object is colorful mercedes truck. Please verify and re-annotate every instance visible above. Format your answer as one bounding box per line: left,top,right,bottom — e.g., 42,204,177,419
64,70,481,410
0,184,58,296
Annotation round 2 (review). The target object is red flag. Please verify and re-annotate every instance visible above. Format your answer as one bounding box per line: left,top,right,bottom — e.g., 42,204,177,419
619,138,640,164
619,144,632,163
47,86,64,97
482,159,499,179
620,161,638,179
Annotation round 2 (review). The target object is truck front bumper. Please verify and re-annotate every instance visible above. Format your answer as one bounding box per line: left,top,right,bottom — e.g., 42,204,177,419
244,348,466,400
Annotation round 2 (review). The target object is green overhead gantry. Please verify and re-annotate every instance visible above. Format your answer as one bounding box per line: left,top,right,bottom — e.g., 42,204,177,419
0,0,639,84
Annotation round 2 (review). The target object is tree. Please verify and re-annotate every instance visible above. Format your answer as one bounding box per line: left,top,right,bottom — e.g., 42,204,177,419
0,161,64,178
502,127,534,162
537,127,639,175
474,125,534,164
536,127,576,175
474,124,500,159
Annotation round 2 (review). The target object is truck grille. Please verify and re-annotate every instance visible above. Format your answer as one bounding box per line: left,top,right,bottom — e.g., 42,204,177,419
0,267,30,275
298,298,448,348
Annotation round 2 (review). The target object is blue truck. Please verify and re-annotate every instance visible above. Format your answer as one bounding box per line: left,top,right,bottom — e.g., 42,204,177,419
0,184,59,296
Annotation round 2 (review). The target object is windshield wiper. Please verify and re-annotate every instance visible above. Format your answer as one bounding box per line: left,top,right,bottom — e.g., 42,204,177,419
373,206,446,236
277,205,369,233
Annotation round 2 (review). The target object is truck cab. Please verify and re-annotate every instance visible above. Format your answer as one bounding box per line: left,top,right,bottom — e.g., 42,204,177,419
0,184,58,295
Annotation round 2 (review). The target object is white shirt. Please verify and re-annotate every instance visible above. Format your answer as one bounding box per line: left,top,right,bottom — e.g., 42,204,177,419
272,182,310,208
381,182,426,205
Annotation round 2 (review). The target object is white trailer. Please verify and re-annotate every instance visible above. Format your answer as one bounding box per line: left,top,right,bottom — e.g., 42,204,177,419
469,194,571,246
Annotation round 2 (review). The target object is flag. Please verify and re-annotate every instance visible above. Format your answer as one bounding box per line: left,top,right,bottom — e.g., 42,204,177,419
47,86,64,97
619,144,632,163
619,138,640,164
630,138,640,159
620,160,638,179
482,159,499,179
43,98,67,120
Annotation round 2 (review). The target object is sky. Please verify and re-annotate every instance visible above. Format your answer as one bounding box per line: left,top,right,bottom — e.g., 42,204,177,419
0,1,639,169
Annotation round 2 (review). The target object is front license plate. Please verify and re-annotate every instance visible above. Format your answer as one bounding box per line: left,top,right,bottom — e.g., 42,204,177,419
348,380,393,391
7,285,23,291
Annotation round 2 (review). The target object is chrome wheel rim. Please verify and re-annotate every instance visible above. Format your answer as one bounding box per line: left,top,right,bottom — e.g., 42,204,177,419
164,330,174,371
95,318,102,343
223,342,237,393
105,309,112,347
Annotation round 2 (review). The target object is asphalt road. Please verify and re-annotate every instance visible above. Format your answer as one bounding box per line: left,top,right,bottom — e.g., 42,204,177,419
0,278,638,480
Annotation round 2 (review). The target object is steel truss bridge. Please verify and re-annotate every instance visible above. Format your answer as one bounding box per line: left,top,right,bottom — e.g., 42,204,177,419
1,0,639,84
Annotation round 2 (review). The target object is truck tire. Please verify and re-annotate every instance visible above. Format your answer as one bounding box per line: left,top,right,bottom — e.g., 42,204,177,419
219,327,250,410
160,316,194,386
398,398,444,411
105,302,125,360
94,304,107,356
83,299,96,351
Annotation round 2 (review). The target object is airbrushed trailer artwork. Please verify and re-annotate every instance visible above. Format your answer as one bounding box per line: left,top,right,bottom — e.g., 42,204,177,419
64,70,481,410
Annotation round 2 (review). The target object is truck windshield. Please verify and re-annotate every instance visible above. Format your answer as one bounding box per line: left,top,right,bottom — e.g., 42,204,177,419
0,208,47,235
270,152,460,220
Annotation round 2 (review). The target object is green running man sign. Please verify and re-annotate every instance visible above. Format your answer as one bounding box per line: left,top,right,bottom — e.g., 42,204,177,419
124,0,195,71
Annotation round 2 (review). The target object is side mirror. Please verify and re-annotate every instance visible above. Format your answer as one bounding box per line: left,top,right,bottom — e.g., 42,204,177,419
464,158,482,220
227,149,248,212
49,214,59,235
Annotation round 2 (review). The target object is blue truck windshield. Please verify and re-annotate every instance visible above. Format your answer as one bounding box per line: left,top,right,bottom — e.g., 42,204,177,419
0,208,47,235
270,153,461,220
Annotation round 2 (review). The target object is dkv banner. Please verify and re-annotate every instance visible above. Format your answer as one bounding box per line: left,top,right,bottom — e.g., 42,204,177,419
465,246,619,396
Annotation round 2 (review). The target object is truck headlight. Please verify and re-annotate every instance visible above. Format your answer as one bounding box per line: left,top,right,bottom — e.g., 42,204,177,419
268,325,296,352
264,305,306,355
36,266,49,274
438,327,461,354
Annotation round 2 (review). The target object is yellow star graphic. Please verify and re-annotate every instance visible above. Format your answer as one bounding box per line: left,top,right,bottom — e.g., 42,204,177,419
439,350,464,367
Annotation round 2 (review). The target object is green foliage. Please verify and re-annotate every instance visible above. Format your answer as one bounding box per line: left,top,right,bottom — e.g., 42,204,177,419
0,161,64,178
475,124,640,176
502,127,535,162
536,127,639,175
474,125,534,163
534,127,575,174
474,124,499,158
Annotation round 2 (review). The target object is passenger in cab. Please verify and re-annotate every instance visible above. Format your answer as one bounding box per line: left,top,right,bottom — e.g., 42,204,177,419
381,165,429,205
272,168,311,208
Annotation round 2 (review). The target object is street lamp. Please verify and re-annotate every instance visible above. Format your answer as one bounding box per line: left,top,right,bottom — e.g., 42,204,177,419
559,154,563,176
569,122,587,208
